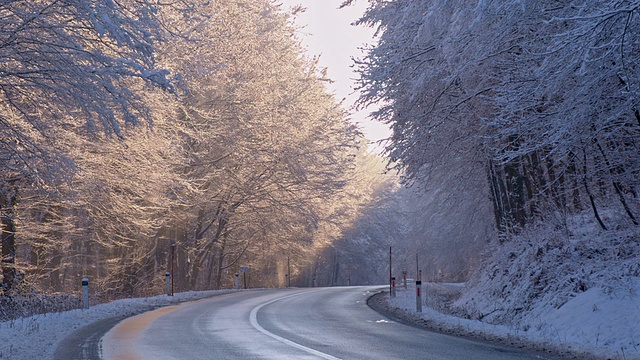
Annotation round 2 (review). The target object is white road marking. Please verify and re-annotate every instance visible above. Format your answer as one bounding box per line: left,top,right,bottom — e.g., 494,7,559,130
249,290,342,360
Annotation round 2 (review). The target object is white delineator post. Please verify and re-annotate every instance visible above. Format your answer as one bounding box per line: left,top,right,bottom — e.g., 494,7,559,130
166,272,171,296
235,273,240,289
82,277,89,309
416,279,422,312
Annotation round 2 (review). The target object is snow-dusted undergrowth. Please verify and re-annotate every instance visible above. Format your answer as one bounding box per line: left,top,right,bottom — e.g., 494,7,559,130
0,293,82,323
387,211,640,359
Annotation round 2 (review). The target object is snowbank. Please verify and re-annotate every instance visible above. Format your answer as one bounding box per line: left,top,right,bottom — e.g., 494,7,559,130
382,282,638,360
0,289,237,359
538,285,640,355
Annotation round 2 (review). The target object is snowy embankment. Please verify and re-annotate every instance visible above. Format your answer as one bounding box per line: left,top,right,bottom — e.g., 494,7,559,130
379,217,640,360
377,282,638,360
0,289,237,359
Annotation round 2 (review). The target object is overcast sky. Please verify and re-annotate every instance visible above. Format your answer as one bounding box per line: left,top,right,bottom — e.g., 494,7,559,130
277,0,390,146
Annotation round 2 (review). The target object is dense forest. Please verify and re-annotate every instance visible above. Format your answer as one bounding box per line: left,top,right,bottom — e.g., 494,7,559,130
2,0,639,328
348,0,640,323
0,0,399,308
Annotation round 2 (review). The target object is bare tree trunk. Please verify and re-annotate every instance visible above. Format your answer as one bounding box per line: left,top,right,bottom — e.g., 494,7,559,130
594,140,638,225
205,252,216,289
1,184,17,292
332,249,340,286
189,249,201,290
49,249,63,291
214,237,227,289
582,149,607,231
1,212,16,292
568,153,582,211
487,160,507,234
504,158,527,228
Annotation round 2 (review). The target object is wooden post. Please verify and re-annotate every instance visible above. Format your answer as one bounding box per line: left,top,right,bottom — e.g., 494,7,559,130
170,244,175,296
389,246,392,297
287,256,291,287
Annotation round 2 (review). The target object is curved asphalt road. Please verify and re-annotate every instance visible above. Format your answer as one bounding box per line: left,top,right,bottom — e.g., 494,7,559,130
97,286,555,360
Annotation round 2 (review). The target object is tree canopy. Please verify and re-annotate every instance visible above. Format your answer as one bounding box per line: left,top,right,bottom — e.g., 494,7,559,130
1,0,376,298
354,0,640,234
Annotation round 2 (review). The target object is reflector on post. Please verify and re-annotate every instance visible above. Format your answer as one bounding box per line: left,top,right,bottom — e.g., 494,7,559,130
82,277,89,309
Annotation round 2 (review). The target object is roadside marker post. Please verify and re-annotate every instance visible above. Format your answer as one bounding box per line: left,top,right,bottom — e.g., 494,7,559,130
166,272,171,296
82,277,89,309
416,280,422,312
170,243,175,296
235,273,240,289
403,270,407,289
241,266,249,289
389,246,393,298
391,276,396,298
287,256,291,287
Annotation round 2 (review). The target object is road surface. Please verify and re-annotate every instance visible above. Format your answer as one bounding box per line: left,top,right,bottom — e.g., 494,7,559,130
100,286,554,359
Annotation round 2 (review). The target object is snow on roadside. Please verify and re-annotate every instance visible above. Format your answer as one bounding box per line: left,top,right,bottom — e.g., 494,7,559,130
386,283,639,360
455,217,640,360
0,289,238,359
383,214,640,360
534,284,640,357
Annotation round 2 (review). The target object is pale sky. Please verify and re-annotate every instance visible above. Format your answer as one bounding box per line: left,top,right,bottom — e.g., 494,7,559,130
277,0,390,146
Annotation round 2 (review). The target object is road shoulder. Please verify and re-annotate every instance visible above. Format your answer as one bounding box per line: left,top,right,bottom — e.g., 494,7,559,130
53,315,129,360
366,291,599,360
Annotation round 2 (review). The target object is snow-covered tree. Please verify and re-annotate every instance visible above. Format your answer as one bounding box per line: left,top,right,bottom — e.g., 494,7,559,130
344,1,640,337
147,0,359,291
485,0,640,230
313,146,403,286
346,1,497,283
3,0,364,298
353,0,640,235
1,0,183,292
0,0,175,181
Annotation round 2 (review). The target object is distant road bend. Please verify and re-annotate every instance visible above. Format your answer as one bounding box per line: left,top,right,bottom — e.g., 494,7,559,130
72,286,557,359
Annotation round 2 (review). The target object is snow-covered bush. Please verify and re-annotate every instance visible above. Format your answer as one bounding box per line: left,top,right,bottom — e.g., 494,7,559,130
453,211,640,328
0,293,81,322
